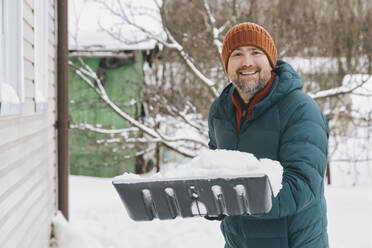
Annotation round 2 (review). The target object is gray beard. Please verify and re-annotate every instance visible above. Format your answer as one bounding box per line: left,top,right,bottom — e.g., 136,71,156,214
234,75,270,96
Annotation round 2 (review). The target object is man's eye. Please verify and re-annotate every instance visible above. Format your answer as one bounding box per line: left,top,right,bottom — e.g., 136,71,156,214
252,51,262,55
232,52,242,56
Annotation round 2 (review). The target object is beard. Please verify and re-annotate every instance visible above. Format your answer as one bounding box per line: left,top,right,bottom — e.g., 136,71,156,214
232,66,272,96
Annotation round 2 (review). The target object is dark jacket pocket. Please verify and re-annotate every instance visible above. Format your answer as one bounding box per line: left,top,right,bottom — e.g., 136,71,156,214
212,118,238,150
243,217,288,248
222,216,289,248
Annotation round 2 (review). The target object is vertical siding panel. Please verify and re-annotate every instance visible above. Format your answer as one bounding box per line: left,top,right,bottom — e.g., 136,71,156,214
0,126,54,176
24,0,34,9
49,70,55,84
24,59,35,81
0,146,55,247
48,85,56,101
48,43,55,62
15,162,54,248
23,20,34,45
49,57,56,75
0,137,53,212
2,167,51,248
24,79,34,98
0,114,54,147
24,40,34,62
0,0,58,247
48,1,55,24
48,99,56,113
26,211,52,248
23,1,34,26
0,157,49,244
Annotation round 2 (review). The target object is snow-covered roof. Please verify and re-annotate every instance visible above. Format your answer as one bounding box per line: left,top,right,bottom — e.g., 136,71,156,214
69,49,136,58
69,0,163,51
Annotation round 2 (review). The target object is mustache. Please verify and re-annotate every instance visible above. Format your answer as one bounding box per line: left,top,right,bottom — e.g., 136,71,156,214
236,65,261,74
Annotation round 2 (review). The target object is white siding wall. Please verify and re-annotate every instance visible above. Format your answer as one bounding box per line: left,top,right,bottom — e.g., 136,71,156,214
0,0,58,247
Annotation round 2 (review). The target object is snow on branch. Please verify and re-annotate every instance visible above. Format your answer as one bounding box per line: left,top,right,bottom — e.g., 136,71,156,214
70,59,207,158
202,0,222,55
165,104,208,135
309,75,372,100
96,138,121,144
163,27,219,97
96,136,165,145
154,127,207,147
123,146,156,159
70,123,139,135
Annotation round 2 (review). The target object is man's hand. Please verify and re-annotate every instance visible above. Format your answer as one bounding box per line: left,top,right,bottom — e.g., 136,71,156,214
204,214,226,221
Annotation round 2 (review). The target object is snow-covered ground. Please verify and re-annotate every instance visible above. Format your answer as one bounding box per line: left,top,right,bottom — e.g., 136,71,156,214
325,185,372,248
60,175,224,248
53,175,372,248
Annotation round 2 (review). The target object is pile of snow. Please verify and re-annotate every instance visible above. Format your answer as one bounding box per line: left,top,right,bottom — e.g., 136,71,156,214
115,149,283,196
0,83,21,104
52,211,101,248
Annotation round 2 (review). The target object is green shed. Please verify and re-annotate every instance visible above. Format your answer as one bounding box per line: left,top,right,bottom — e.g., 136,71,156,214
69,49,147,177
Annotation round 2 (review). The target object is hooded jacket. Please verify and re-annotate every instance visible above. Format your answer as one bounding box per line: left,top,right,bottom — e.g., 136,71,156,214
208,60,329,248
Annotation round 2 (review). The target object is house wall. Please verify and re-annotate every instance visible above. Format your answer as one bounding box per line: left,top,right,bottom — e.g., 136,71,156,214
0,0,57,247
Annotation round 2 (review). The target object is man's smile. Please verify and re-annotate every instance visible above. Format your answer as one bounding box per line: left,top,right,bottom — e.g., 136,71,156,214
239,71,257,76
239,71,257,75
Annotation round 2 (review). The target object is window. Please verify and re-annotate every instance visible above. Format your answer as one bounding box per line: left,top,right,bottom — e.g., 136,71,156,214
34,0,49,112
0,0,24,116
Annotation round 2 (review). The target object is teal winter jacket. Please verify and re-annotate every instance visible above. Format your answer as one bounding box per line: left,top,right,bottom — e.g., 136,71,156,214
208,60,329,248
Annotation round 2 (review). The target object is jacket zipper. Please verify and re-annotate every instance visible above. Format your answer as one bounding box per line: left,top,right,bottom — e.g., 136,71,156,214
237,109,248,150
241,109,248,124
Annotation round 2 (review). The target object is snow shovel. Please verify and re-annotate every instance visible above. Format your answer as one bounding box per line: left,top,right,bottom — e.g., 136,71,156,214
112,174,273,221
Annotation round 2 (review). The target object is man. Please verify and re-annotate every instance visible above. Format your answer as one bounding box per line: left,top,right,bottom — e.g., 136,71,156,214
208,22,329,248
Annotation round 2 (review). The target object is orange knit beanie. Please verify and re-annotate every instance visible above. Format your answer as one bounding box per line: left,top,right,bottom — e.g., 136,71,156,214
222,22,277,72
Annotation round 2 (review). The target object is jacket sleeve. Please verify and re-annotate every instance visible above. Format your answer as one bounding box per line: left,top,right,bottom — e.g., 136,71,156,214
258,99,328,218
208,100,217,150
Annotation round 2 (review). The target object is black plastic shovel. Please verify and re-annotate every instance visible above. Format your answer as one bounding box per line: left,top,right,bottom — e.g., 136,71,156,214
112,174,273,221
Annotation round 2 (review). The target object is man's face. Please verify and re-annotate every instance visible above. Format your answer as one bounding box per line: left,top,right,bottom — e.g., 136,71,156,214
227,46,272,96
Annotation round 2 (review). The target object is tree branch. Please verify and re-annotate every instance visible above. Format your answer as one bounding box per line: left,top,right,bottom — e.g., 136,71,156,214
309,75,372,100
70,123,139,135
202,0,222,55
123,146,156,159
70,59,207,158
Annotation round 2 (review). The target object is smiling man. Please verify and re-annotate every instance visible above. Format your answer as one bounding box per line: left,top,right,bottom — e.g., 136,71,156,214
207,23,329,248
227,46,272,102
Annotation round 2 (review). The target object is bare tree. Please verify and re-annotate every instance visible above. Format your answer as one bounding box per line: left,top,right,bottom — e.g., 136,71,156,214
70,0,372,180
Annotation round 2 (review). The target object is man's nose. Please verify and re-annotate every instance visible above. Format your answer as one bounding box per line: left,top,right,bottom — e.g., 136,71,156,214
241,54,254,67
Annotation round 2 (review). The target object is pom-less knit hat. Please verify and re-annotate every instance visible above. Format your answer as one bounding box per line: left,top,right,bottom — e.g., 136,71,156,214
222,22,277,72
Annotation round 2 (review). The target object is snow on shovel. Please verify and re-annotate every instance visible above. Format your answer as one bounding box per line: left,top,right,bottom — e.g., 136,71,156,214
112,149,283,221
